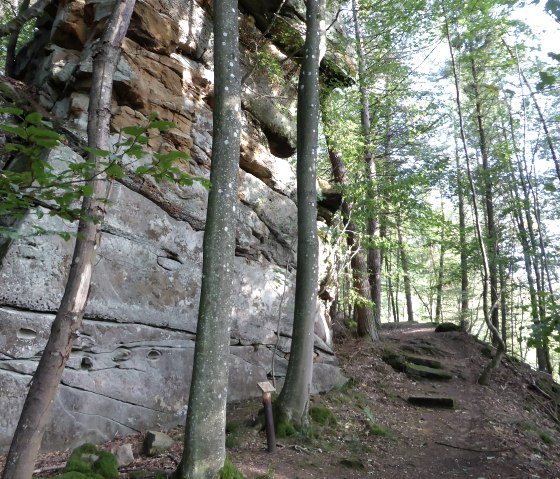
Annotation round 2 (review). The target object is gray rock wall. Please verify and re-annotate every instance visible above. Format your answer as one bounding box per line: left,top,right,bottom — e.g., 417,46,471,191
0,0,344,452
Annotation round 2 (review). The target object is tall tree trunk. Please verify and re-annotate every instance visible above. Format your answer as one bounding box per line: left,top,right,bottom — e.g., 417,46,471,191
470,56,500,347
5,0,30,77
351,0,382,323
0,0,52,38
498,247,508,349
503,40,560,183
440,3,505,384
327,146,378,340
435,241,445,323
453,138,469,330
397,217,414,322
174,2,241,477
435,202,446,323
1,2,136,478
503,107,552,372
276,0,325,428
385,255,399,323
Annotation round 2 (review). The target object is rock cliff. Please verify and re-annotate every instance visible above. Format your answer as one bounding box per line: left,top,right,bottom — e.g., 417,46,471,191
0,0,347,451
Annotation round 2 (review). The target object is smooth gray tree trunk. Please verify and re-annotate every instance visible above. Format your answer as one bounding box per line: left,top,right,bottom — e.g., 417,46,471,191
276,0,325,427
1,1,136,477
175,1,241,478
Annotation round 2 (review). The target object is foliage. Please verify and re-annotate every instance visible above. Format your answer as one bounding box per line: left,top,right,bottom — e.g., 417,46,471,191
0,0,35,71
0,109,208,240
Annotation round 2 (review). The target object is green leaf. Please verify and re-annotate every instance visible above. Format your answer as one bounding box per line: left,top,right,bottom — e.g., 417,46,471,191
537,71,557,91
57,231,72,241
24,112,43,125
0,123,27,138
83,146,111,157
27,126,61,140
127,144,146,158
121,126,146,136
135,165,152,175
149,120,176,131
30,137,59,149
0,106,24,115
82,184,94,197
155,150,190,162
106,162,124,178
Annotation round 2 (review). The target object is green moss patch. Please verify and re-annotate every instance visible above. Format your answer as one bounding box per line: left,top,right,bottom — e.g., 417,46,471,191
56,443,118,479
218,457,246,479
309,405,337,426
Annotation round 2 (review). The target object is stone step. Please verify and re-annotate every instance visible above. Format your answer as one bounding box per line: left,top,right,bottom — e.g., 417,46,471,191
407,396,455,409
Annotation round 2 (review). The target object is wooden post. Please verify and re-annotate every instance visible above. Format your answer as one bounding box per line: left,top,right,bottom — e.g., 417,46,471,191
257,381,276,453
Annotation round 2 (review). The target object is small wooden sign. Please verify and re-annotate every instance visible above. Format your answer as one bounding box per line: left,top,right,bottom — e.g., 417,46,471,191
257,381,276,394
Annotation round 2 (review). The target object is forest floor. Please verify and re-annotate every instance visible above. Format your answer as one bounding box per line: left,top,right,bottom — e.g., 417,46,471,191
2,322,559,478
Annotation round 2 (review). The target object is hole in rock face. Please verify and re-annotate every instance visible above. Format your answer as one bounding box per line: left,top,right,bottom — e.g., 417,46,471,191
113,349,131,362
262,127,296,158
147,349,162,360
17,328,37,340
81,357,93,370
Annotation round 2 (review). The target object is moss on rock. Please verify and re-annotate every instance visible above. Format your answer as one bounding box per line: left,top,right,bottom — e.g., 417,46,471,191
57,444,118,479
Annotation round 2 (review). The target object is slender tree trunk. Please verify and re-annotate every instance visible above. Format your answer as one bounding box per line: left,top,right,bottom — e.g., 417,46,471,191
397,217,414,322
435,204,446,323
453,138,469,330
440,4,505,384
327,146,378,340
470,56,500,346
351,0,382,323
503,40,560,183
174,2,241,478
276,0,325,427
385,252,398,322
498,248,507,349
0,0,52,38
503,107,552,372
1,2,136,478
5,0,30,77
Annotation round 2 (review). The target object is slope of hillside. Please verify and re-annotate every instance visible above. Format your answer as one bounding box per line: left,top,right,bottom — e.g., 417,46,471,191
2,323,559,478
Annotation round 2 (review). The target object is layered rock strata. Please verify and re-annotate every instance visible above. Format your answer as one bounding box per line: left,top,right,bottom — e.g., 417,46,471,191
0,0,346,451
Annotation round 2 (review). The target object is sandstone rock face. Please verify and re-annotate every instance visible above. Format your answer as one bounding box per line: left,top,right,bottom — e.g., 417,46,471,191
0,0,344,451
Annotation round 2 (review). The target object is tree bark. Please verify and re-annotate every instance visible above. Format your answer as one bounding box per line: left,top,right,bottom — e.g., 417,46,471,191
440,2,506,384
0,0,52,38
435,211,445,323
470,55,500,347
276,0,325,427
1,1,136,478
327,146,378,340
397,217,414,322
174,2,241,478
453,139,469,330
351,0,382,323
503,108,551,371
5,0,30,77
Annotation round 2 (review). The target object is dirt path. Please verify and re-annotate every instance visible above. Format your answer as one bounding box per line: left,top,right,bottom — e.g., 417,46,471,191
2,323,559,478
